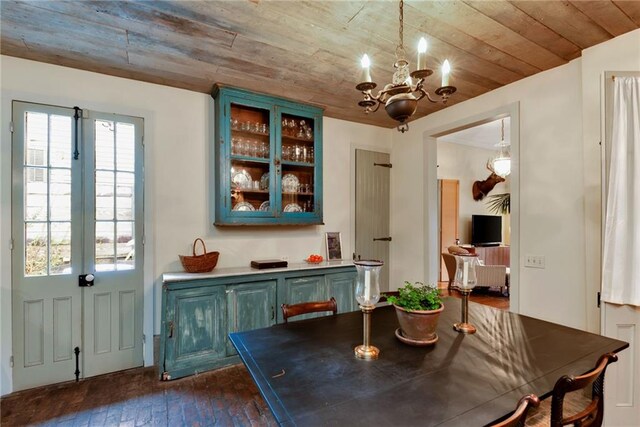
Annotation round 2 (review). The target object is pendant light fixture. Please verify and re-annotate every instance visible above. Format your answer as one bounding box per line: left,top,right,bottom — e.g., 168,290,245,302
355,0,457,133
492,119,511,178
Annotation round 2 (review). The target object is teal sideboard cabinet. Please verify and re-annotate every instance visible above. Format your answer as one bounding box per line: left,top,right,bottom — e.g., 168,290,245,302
159,262,356,380
212,85,324,225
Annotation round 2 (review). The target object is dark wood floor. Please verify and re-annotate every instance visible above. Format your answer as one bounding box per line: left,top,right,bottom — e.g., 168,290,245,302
0,364,276,426
439,282,510,311
5,291,589,427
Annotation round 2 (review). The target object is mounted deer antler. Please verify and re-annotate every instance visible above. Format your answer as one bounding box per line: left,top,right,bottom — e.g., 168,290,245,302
472,160,506,201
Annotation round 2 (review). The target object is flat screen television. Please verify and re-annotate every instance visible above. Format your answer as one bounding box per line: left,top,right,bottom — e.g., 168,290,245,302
471,215,502,247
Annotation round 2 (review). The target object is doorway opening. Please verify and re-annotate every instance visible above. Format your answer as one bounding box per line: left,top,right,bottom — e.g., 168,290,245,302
437,118,512,311
423,103,520,313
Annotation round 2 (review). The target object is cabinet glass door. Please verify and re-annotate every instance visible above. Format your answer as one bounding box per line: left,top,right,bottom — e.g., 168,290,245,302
229,102,273,215
278,110,318,217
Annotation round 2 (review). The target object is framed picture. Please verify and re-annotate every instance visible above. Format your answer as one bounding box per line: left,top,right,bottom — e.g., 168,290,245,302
325,232,343,260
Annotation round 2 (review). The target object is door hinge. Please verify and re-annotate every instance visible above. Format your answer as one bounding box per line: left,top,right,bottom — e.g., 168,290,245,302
142,234,146,245
374,162,392,168
9,121,14,134
9,355,14,367
141,135,145,147
597,291,601,308
9,238,14,251
142,334,146,344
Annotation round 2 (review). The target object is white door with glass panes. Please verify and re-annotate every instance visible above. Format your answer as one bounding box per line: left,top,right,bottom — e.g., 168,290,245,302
11,101,144,390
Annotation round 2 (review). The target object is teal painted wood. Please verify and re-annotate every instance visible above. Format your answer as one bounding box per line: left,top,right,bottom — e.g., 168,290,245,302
284,276,326,321
160,265,356,379
226,280,277,356
163,285,227,378
325,272,358,313
212,84,324,225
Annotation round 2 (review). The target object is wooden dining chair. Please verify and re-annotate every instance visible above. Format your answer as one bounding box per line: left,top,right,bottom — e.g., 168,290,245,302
281,297,337,323
550,352,618,427
490,394,540,427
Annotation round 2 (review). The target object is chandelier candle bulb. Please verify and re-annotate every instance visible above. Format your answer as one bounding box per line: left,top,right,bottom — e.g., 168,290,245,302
441,60,451,87
417,37,427,70
360,54,372,83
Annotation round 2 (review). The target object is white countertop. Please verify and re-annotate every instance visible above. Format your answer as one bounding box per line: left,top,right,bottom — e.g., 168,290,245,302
163,260,355,283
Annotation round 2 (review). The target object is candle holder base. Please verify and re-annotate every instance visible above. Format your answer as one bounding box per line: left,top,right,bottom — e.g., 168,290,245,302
453,322,477,334
354,344,380,360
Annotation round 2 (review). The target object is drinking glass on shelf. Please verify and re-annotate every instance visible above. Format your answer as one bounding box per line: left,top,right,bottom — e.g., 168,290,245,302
305,128,313,140
283,145,291,161
231,118,239,130
308,147,314,163
261,123,268,134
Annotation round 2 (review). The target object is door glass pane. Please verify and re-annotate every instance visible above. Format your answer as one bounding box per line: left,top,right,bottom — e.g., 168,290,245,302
95,221,115,271
50,222,71,275
116,222,134,270
95,171,115,220
230,103,271,212
25,222,47,276
95,120,115,171
24,167,47,221
116,172,134,220
25,112,48,165
50,115,71,168
49,169,71,221
22,110,74,277
116,123,135,172
281,114,314,214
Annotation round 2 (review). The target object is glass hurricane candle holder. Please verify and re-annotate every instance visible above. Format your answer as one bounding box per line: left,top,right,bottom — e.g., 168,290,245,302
354,260,383,360
453,254,479,334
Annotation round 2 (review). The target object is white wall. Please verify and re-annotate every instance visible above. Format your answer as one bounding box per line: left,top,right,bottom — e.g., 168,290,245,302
0,56,392,395
391,29,640,332
437,141,510,244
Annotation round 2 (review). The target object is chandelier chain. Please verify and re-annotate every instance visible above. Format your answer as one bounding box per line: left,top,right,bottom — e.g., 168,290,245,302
501,119,504,140
399,0,404,51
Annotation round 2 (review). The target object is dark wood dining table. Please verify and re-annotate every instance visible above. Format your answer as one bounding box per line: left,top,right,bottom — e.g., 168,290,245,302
229,297,628,426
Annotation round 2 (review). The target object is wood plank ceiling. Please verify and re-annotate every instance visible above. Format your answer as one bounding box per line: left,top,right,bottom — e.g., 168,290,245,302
2,1,639,128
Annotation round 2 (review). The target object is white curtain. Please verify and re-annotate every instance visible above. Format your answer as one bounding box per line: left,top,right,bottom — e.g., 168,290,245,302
602,76,640,306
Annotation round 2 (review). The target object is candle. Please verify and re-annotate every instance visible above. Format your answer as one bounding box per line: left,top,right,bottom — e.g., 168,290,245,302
360,54,372,84
462,260,468,288
364,269,371,302
417,37,427,71
441,59,451,87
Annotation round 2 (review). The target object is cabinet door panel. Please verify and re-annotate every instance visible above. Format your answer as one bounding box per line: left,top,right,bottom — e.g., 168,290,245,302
165,287,226,373
284,276,325,321
227,280,276,355
326,272,358,313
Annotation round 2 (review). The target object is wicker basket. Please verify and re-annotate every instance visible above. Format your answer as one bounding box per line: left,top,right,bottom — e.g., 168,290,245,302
179,238,220,273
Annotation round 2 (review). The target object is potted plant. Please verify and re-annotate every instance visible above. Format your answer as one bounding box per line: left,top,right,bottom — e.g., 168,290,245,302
386,282,444,345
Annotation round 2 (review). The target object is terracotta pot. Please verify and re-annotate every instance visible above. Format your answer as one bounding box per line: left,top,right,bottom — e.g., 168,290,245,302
393,303,444,341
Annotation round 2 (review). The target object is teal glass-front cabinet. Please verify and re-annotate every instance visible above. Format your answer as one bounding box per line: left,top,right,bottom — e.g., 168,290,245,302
212,85,323,225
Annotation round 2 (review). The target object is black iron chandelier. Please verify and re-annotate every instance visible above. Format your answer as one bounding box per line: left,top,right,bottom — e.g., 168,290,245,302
355,0,457,132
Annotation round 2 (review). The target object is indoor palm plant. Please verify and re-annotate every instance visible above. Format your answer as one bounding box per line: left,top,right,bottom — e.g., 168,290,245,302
386,282,443,345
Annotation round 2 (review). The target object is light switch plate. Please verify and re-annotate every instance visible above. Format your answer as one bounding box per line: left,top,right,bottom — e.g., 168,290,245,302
525,255,545,269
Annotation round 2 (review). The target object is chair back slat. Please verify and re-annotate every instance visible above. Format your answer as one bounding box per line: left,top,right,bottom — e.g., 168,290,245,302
281,297,337,323
551,352,618,427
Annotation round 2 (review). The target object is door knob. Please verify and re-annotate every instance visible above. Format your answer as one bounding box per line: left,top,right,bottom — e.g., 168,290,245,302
79,273,95,287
